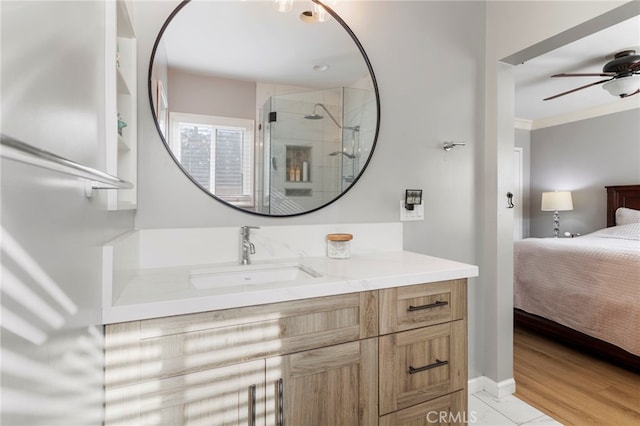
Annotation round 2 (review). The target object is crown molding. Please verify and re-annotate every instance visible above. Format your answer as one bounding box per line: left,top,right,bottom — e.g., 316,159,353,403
514,118,533,130
529,96,640,130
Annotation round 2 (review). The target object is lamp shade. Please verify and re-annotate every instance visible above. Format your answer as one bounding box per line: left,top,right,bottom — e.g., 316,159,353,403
541,191,573,211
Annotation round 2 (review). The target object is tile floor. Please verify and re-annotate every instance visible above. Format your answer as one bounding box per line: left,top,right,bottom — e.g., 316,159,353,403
470,391,563,426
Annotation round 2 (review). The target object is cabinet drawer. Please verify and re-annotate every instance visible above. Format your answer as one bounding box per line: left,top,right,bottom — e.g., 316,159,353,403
379,390,467,426
380,279,466,335
105,291,378,386
379,320,466,415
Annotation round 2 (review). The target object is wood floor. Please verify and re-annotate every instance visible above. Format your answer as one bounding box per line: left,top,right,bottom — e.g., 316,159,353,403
514,325,640,426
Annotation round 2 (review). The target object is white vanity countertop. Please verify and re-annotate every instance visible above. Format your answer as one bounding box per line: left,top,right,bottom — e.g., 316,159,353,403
103,250,478,324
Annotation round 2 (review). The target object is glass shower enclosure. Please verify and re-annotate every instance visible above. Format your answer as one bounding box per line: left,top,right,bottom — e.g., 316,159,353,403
255,87,376,215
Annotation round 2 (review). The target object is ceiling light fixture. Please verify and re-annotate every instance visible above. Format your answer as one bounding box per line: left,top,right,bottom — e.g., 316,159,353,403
312,2,330,23
273,0,293,13
299,1,337,23
317,0,338,22
299,10,319,24
602,75,640,98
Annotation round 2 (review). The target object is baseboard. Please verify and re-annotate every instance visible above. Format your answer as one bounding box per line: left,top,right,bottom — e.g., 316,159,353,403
468,376,516,398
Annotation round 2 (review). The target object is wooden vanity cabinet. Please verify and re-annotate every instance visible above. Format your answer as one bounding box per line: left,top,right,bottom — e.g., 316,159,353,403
104,279,467,426
379,279,467,425
104,291,378,425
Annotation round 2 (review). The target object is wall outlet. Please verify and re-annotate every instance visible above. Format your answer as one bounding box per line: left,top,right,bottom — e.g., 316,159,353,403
399,200,424,221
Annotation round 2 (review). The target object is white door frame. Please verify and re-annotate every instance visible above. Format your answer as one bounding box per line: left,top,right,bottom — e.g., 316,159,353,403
513,147,524,240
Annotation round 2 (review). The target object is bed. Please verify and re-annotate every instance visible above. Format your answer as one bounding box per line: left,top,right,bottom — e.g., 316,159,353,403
514,184,640,372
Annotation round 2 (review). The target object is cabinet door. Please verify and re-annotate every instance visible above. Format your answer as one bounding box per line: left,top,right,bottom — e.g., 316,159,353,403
105,359,265,426
265,339,378,426
379,320,466,415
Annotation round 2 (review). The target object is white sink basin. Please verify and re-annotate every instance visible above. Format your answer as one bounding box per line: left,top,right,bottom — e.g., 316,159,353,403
190,263,322,290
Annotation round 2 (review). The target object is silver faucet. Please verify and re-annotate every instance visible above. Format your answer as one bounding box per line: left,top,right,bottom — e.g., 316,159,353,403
240,226,260,265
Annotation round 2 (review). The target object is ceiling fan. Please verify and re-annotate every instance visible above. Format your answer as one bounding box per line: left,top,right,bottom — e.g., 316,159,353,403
544,49,640,101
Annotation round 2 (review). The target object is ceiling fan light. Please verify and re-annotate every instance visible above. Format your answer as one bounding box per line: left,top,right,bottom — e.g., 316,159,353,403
273,0,293,13
602,76,640,97
313,0,337,22
313,3,329,22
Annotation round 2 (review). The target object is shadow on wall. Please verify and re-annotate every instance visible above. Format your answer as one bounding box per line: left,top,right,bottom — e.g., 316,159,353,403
1,227,104,425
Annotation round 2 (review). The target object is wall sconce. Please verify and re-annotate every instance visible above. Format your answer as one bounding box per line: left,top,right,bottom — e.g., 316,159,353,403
405,189,423,210
443,141,466,151
541,190,573,238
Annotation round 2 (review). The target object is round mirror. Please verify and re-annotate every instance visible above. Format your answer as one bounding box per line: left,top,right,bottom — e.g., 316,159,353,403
149,0,379,216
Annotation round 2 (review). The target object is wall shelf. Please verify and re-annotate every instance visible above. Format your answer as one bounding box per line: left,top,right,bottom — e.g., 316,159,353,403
286,145,311,183
117,135,131,152
116,69,131,95
106,0,137,210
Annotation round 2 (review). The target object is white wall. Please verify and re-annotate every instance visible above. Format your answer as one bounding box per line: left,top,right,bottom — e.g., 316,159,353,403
1,1,134,424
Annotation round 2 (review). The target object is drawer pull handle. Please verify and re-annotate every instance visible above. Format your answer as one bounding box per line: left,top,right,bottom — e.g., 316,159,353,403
248,384,257,426
408,359,449,374
408,300,448,312
277,378,284,426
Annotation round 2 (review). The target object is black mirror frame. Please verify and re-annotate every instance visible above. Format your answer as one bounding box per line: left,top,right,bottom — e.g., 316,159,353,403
148,0,380,217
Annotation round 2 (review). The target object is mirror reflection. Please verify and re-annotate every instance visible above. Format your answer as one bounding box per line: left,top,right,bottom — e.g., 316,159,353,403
150,0,379,216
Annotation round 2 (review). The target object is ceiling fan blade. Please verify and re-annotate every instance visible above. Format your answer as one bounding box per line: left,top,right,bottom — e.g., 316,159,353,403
551,72,616,77
543,77,613,101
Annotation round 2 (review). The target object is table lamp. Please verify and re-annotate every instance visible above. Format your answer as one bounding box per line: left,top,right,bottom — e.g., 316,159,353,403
541,191,573,238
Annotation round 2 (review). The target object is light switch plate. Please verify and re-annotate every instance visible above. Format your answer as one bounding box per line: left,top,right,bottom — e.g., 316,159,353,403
399,200,424,221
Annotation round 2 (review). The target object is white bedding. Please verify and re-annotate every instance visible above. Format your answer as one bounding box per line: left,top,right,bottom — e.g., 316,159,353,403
514,223,640,356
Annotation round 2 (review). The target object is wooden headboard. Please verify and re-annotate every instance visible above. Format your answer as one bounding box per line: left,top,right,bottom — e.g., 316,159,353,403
606,184,640,227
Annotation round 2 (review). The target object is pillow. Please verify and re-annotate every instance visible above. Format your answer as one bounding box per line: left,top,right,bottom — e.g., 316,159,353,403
616,207,640,225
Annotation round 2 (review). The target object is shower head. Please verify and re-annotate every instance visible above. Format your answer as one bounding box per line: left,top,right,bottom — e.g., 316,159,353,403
304,112,323,120
329,151,356,159
304,103,341,128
